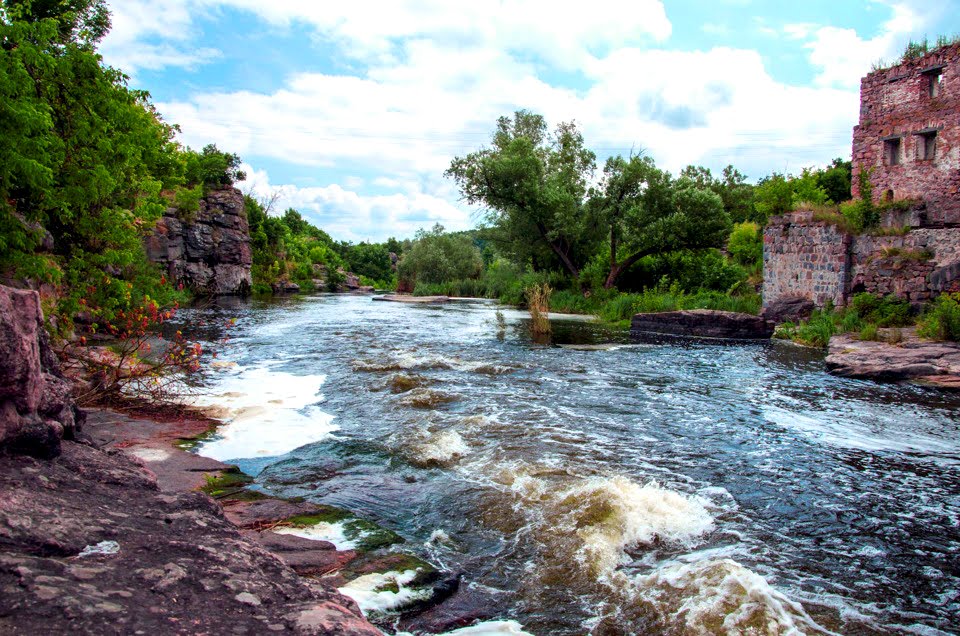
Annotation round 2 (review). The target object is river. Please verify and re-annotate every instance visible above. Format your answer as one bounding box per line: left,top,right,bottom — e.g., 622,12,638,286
172,294,960,635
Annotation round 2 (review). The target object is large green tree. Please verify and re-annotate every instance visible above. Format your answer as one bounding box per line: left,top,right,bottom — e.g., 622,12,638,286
589,154,731,288
446,111,597,281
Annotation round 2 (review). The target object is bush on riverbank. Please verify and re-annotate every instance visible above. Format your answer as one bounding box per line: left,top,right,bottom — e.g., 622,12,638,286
774,292,914,347
917,294,960,341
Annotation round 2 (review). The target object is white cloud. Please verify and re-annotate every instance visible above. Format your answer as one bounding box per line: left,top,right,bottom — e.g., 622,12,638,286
102,0,943,240
786,1,929,89
101,0,219,73
240,165,470,243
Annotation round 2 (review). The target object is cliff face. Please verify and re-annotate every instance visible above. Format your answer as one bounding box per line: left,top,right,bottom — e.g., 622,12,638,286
0,285,83,459
145,187,252,296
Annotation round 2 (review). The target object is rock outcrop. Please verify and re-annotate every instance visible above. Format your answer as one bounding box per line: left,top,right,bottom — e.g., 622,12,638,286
0,440,379,635
145,187,252,296
761,296,816,324
0,285,83,459
631,310,774,340
826,330,960,388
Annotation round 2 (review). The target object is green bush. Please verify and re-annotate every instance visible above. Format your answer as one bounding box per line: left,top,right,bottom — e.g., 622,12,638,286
859,323,879,341
917,294,960,341
174,185,203,222
727,222,762,269
850,292,911,327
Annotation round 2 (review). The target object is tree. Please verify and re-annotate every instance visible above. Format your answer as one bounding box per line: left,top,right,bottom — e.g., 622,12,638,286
446,111,597,282
589,154,731,288
817,158,852,203
397,224,482,287
347,242,392,282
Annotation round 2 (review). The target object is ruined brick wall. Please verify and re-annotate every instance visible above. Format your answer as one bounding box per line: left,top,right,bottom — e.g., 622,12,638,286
852,43,960,226
762,211,851,309
764,213,960,308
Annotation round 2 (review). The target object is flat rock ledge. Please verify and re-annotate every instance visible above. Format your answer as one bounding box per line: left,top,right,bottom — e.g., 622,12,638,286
631,310,774,340
373,294,450,304
826,330,960,389
0,439,379,635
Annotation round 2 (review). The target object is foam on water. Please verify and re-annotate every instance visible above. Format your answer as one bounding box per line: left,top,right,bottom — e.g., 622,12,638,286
633,558,833,635
404,429,471,467
551,476,715,577
762,405,960,461
338,569,433,614
273,520,358,550
437,620,534,635
191,364,338,461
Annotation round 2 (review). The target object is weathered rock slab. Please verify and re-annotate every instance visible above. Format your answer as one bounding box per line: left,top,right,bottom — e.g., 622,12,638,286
0,285,83,459
826,330,960,388
0,440,379,635
631,309,774,340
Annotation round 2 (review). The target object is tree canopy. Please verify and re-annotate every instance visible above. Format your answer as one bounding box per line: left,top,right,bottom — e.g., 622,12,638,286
446,110,597,281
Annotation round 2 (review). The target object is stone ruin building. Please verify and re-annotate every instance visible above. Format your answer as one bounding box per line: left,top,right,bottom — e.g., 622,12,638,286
763,43,960,311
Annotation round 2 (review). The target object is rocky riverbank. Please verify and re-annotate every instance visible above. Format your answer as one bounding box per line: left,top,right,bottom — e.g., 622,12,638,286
825,329,960,389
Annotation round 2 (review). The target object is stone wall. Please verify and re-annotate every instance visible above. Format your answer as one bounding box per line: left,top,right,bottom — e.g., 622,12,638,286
852,43,960,226
764,212,960,309
145,187,252,295
762,211,852,309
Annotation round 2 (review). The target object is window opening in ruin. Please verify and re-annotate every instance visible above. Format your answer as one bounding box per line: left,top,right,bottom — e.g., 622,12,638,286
885,189,894,201
929,70,943,98
884,138,901,166
919,131,937,161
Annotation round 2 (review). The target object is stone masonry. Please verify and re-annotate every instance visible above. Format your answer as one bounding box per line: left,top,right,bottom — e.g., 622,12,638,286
763,211,960,310
852,43,960,226
144,187,252,295
763,211,852,308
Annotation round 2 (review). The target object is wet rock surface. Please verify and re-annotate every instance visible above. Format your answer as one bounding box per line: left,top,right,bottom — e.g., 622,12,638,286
0,285,83,459
144,187,252,296
631,309,774,340
0,440,379,635
826,329,960,388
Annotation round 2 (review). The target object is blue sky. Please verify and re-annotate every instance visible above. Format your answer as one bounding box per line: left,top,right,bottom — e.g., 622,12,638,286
100,0,958,242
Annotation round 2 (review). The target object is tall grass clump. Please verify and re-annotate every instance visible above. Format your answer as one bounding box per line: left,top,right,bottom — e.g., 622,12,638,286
917,294,960,341
526,283,552,335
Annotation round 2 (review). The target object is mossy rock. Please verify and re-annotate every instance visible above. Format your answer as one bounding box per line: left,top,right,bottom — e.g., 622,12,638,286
173,424,221,452
282,506,405,552
200,466,261,500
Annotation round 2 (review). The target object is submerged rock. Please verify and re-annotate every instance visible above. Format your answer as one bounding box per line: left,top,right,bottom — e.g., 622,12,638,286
0,284,83,459
631,309,774,340
826,330,960,388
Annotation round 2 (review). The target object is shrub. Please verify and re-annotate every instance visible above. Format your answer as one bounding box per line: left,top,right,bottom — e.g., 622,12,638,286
859,323,879,341
727,222,762,269
917,294,960,341
850,292,912,327
173,185,203,222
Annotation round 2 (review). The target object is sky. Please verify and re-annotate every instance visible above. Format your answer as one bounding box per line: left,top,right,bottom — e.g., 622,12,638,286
99,0,959,242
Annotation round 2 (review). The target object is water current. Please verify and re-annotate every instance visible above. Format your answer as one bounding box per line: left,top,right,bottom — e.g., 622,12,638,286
173,294,960,635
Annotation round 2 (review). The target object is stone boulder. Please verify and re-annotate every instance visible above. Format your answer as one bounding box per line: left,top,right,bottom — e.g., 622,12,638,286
0,285,83,458
630,310,774,340
144,187,252,296
272,280,301,294
826,330,960,388
761,296,816,324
